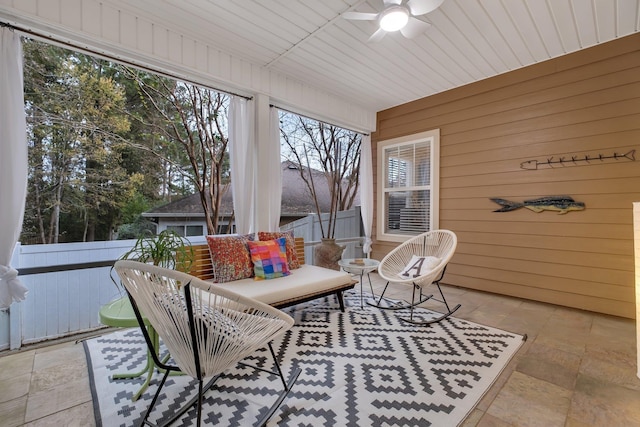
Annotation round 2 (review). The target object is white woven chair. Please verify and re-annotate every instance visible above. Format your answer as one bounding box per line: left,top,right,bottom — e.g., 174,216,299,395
114,260,300,427
373,230,461,325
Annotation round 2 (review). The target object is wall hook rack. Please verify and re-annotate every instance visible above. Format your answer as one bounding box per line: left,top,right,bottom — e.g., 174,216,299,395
520,149,635,170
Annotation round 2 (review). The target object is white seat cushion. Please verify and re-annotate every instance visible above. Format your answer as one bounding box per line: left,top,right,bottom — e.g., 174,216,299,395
212,264,352,305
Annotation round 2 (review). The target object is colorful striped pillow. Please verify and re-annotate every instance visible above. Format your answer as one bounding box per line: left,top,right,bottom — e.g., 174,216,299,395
247,237,291,280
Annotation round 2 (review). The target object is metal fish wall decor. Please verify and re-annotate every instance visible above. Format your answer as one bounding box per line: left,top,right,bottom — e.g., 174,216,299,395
491,196,585,214
520,149,635,170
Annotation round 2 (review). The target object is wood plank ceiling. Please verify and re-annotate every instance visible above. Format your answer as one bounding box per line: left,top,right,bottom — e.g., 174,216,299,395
32,0,640,113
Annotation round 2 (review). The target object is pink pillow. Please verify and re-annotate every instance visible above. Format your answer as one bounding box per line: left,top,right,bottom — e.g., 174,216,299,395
247,237,291,280
258,230,300,269
206,234,254,283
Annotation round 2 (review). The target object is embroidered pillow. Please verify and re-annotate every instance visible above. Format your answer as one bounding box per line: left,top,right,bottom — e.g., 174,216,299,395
248,237,291,280
257,230,300,269
206,234,254,283
398,255,441,279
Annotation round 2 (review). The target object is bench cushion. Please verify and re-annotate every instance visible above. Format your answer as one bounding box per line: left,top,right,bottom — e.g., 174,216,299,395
212,264,352,306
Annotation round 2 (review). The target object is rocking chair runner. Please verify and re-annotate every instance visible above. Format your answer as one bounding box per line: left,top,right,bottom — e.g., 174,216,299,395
114,260,301,427
373,230,461,325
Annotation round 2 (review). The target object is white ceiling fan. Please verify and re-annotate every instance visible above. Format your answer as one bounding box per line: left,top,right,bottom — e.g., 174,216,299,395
343,0,444,42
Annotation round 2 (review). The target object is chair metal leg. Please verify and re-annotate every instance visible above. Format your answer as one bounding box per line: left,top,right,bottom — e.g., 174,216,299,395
368,281,391,308
136,339,299,426
254,343,302,426
369,265,461,326
195,379,203,427
140,366,170,426
398,282,461,326
128,290,211,427
356,271,378,309
132,293,302,427
368,281,433,310
142,374,220,427
409,284,418,322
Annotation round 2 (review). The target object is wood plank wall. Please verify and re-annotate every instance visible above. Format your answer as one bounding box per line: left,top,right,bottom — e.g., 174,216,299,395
371,33,640,319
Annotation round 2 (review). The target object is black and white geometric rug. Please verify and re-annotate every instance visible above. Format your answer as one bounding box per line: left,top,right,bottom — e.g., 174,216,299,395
84,291,525,426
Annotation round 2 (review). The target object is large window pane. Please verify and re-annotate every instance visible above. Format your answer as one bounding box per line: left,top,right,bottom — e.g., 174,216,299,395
166,225,185,237
186,225,203,236
378,130,439,241
414,143,431,186
384,190,430,234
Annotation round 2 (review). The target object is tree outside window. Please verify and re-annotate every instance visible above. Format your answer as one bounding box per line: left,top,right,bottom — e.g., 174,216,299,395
21,38,231,243
279,112,362,239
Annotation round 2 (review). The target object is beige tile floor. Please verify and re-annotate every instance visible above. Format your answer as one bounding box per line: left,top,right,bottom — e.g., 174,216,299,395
2,273,640,426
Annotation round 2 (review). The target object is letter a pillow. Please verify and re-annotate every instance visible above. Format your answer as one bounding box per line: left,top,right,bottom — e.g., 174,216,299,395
398,255,441,279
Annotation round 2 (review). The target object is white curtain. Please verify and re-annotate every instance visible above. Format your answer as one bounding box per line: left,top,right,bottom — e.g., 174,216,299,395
229,96,254,234
267,107,283,231
359,134,374,256
0,28,29,309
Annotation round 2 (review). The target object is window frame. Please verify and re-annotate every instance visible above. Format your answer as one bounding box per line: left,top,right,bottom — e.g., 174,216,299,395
376,129,440,243
162,223,206,237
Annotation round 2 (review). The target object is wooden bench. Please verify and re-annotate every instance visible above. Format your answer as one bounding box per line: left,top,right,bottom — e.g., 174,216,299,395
188,237,356,311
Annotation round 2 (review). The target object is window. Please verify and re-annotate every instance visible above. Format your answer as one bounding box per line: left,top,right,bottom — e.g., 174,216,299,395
21,38,231,244
186,225,204,236
377,129,439,242
165,225,185,237
165,224,204,237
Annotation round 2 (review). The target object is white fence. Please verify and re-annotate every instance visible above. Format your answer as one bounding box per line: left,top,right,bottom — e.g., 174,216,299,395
1,237,208,351
1,209,364,350
283,207,365,262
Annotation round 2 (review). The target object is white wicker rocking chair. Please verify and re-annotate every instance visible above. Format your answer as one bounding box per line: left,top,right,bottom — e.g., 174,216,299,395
373,229,461,325
114,260,300,427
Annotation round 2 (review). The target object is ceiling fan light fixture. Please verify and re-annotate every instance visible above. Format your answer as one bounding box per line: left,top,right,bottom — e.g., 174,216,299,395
379,6,410,32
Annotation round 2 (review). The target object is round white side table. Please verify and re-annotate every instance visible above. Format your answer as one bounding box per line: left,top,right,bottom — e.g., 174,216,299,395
338,258,380,308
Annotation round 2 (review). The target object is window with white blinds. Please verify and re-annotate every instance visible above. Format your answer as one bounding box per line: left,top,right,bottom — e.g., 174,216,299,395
377,130,439,241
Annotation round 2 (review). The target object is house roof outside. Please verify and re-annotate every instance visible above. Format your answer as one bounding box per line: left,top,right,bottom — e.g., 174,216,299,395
143,161,357,219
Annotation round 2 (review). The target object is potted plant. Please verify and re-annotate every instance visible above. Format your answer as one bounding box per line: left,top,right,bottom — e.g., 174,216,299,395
110,229,195,294
100,229,195,400
120,229,194,272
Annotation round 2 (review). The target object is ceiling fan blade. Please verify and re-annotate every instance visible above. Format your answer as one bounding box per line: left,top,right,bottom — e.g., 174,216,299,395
368,27,387,43
343,11,379,20
407,0,445,16
400,17,431,38
383,0,403,6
